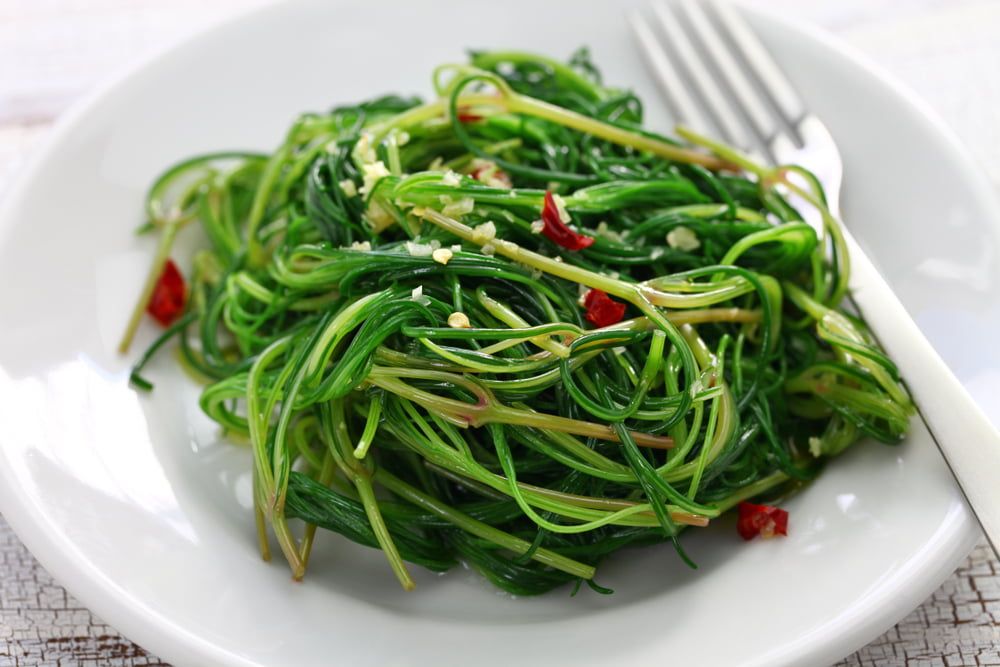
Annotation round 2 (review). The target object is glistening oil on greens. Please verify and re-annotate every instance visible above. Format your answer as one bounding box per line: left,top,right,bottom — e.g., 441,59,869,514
122,49,913,595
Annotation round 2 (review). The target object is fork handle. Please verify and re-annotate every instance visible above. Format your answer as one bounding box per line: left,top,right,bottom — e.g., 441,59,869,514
845,229,1000,555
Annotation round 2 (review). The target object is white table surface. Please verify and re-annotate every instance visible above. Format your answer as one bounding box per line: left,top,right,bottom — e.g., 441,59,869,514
2,1,1000,665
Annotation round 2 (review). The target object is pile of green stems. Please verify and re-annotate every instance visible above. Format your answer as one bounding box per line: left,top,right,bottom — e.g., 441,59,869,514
125,49,913,595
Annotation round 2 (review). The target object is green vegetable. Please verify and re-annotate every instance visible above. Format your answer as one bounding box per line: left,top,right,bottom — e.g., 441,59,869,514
124,48,912,595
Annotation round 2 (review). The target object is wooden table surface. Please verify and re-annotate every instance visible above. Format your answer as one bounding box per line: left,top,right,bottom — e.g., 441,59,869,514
3,1,1000,665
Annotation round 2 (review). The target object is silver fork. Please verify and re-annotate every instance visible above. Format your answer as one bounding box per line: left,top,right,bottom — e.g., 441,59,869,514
630,0,1000,557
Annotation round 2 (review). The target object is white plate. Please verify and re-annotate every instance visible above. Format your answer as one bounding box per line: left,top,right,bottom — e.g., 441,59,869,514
0,1,996,665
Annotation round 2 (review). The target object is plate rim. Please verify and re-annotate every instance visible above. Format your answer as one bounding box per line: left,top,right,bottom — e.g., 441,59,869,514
0,1,989,665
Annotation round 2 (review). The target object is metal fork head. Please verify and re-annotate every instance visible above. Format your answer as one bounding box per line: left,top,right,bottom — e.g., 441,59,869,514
628,0,843,218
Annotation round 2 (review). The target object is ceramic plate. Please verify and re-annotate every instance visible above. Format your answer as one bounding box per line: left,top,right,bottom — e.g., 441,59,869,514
0,1,996,665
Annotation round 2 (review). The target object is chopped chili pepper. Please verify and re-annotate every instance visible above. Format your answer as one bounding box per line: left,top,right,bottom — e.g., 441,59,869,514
147,259,187,327
470,162,512,188
736,502,789,540
540,191,593,250
583,289,626,328
456,107,483,123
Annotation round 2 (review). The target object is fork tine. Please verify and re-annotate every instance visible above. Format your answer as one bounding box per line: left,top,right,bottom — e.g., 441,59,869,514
648,1,754,150
677,0,779,150
628,10,713,134
707,0,807,131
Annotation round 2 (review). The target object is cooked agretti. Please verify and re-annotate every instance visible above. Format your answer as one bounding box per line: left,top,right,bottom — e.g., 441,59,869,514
122,49,912,595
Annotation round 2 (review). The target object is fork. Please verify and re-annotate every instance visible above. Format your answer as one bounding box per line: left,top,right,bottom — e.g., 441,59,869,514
630,0,1000,557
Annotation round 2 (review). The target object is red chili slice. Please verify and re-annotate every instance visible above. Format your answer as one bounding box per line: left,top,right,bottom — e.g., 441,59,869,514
583,289,626,328
147,259,187,327
736,502,789,540
470,163,512,188
540,191,593,250
456,107,483,123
